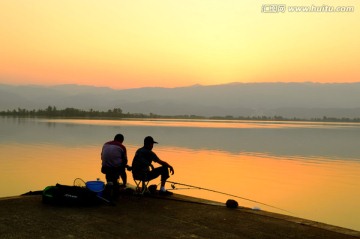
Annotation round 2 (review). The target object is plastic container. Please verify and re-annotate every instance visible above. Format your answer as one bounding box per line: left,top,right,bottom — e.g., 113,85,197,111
86,180,105,196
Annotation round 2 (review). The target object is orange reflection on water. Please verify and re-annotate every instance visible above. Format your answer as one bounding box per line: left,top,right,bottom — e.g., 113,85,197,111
150,146,360,230
1,142,359,230
42,118,353,129
0,144,102,197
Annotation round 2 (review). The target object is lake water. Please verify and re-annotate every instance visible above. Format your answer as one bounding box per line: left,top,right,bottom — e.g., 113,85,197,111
1,117,360,231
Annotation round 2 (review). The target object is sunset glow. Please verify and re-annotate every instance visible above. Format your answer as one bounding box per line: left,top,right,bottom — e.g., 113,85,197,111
1,0,359,89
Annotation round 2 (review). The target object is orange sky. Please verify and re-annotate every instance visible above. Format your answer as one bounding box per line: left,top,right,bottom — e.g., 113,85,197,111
0,0,359,89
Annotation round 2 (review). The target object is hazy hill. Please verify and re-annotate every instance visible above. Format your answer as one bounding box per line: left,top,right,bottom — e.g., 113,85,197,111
1,82,360,119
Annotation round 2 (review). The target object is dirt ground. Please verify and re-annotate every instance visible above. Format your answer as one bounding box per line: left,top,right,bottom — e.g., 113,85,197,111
0,192,359,239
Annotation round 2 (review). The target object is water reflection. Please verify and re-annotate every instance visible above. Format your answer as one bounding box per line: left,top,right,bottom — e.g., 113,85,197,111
0,117,360,230
1,118,360,160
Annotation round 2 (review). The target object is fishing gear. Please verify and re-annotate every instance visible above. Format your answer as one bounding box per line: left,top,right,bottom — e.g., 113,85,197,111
73,178,115,206
170,184,194,190
167,181,292,214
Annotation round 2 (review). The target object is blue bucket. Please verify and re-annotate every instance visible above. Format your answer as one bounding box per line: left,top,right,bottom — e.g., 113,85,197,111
86,180,105,196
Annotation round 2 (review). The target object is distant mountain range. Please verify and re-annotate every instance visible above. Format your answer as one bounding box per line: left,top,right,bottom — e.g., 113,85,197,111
1,82,360,119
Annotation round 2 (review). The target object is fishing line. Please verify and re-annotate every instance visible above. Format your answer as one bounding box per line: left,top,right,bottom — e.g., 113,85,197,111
170,187,194,190
167,181,292,214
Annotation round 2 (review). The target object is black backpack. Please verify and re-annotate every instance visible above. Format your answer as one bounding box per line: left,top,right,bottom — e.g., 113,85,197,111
42,184,101,206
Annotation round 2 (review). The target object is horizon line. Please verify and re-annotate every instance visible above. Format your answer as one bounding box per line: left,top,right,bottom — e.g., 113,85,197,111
2,81,360,90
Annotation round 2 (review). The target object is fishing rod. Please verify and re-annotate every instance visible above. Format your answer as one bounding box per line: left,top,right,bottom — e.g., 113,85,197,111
167,181,292,214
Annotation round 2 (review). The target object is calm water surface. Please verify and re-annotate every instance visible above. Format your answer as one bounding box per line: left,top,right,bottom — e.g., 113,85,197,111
1,117,360,231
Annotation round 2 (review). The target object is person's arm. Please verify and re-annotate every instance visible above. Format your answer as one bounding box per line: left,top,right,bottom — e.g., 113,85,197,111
119,144,127,164
157,158,175,175
151,151,175,174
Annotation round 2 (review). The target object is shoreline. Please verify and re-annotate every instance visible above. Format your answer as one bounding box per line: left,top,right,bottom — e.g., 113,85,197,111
2,115,360,124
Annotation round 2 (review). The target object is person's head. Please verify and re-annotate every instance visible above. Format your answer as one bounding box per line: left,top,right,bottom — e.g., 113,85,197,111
144,136,158,149
114,134,124,143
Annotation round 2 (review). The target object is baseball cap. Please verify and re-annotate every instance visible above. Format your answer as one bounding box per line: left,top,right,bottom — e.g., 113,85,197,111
144,136,158,145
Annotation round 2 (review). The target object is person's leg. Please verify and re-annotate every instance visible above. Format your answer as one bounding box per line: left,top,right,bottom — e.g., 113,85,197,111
105,168,120,199
147,166,171,194
147,166,169,181
159,167,169,188
106,170,118,184
105,173,114,184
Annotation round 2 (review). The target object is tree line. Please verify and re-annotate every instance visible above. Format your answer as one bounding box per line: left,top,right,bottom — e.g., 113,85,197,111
0,106,191,119
0,106,132,118
1,106,360,122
